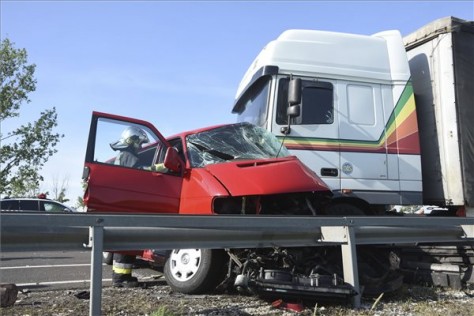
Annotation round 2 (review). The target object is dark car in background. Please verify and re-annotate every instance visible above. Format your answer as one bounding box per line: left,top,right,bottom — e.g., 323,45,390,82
0,198,76,213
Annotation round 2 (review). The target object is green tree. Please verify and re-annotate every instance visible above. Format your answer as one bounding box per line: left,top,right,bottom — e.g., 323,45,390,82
51,175,70,203
76,181,87,210
0,38,63,197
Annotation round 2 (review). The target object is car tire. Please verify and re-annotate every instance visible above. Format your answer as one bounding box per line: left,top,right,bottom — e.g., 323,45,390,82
164,248,225,294
103,252,113,265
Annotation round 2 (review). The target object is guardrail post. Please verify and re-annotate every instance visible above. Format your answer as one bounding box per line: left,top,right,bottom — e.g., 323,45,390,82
462,224,474,238
321,225,361,308
341,226,360,308
88,225,104,316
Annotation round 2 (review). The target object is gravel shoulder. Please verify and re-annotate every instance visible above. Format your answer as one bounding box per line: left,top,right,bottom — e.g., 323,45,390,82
4,278,474,316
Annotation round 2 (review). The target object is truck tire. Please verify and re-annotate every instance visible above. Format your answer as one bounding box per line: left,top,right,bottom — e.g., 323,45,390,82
164,248,225,294
103,252,113,265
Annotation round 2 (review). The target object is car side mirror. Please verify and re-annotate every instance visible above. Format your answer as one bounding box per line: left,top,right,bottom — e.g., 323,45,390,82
164,147,181,173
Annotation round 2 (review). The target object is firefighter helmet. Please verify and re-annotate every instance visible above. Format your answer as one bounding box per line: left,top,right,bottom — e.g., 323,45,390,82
110,126,149,151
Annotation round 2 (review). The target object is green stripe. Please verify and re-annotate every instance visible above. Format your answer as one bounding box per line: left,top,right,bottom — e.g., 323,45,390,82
279,80,414,148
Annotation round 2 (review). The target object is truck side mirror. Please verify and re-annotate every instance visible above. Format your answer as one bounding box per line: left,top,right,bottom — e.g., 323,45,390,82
281,78,302,135
163,147,181,173
288,78,302,105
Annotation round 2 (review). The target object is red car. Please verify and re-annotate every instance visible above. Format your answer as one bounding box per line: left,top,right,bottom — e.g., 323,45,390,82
83,111,342,296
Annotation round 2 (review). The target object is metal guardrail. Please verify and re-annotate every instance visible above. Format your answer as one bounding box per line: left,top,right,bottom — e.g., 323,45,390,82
1,212,473,315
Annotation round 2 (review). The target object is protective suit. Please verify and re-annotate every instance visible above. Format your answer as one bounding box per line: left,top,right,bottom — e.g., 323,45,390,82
109,126,150,288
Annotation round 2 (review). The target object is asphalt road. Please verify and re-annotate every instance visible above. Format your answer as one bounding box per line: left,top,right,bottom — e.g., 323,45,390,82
0,250,162,291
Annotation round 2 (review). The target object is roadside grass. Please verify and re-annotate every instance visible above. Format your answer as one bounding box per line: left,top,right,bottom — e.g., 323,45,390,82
145,284,473,316
5,283,472,316
151,305,176,316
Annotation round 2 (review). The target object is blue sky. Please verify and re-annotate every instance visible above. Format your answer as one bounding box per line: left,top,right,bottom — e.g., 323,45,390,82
2,0,473,205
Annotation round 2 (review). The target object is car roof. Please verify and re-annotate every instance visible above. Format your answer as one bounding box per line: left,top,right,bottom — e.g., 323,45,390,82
1,197,63,202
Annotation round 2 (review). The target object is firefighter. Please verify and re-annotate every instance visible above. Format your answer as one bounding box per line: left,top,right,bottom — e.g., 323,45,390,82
109,126,150,287
110,126,150,168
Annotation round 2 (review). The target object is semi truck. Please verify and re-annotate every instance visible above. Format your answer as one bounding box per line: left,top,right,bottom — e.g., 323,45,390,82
232,16,474,218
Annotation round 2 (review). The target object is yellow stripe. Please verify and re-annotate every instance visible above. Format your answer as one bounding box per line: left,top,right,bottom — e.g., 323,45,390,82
113,267,132,274
395,94,416,128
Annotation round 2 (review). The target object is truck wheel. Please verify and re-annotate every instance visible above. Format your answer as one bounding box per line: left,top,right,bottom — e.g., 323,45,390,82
164,248,225,294
326,203,365,215
103,252,113,265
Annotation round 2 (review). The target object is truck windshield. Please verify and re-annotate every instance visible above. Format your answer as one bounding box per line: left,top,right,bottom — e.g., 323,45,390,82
186,122,290,167
235,78,271,127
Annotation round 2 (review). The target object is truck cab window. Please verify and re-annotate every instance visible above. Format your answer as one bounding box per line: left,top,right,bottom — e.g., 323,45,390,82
276,78,334,125
235,77,271,127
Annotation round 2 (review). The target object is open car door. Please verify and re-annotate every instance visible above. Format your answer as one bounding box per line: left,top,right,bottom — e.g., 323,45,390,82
83,111,183,213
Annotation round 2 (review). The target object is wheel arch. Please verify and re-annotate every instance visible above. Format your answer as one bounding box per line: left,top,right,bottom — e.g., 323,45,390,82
328,196,374,215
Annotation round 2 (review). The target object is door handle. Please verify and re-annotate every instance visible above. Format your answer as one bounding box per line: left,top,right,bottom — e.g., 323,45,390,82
321,168,338,177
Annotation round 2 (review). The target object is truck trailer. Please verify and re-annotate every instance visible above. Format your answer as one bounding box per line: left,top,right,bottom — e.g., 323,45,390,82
232,16,474,217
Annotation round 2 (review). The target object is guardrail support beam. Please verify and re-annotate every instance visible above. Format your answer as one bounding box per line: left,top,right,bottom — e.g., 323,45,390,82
462,224,474,238
2,213,473,312
341,226,360,308
88,225,104,316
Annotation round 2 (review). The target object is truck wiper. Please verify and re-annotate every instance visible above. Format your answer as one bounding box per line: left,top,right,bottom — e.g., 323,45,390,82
189,142,235,161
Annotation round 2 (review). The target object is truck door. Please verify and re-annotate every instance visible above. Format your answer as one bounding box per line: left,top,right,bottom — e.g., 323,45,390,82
337,82,388,191
272,77,341,191
272,78,389,196
83,111,183,213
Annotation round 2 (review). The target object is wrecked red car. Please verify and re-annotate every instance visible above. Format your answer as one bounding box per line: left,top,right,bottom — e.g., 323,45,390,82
83,111,395,298
83,111,331,215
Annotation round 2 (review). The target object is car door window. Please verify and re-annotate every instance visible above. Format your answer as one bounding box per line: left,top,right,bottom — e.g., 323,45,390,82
94,118,165,170
20,200,40,211
42,201,65,212
1,200,19,211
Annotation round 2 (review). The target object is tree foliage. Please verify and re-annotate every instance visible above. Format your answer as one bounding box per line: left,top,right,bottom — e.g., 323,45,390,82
0,38,64,197
51,175,70,203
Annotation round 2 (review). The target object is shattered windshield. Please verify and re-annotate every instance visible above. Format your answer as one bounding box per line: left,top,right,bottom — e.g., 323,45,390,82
186,123,290,167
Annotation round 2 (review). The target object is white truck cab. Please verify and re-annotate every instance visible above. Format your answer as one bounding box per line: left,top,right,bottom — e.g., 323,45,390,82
233,28,422,212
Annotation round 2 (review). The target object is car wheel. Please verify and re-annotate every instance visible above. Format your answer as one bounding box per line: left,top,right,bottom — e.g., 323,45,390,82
164,248,225,294
103,252,113,265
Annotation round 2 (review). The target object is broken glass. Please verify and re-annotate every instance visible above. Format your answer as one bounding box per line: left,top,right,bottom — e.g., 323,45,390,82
186,123,290,168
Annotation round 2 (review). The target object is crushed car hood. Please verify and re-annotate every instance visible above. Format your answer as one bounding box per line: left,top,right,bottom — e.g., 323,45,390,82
203,156,330,196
